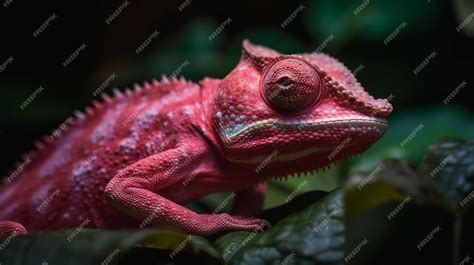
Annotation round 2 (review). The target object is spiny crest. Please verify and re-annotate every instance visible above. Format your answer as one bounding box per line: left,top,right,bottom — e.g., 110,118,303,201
73,75,192,121
5,76,195,181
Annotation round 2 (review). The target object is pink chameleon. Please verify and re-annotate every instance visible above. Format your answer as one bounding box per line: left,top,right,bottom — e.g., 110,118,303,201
0,40,392,238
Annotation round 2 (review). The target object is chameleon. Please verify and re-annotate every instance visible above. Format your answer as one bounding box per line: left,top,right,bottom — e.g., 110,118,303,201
0,40,392,239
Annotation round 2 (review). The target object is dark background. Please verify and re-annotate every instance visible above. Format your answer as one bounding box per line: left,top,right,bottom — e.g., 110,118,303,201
0,0,473,181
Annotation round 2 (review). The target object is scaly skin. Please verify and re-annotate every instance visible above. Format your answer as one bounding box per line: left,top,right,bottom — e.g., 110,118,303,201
0,40,392,238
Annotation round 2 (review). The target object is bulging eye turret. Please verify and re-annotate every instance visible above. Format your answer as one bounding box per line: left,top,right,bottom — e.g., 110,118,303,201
261,58,321,112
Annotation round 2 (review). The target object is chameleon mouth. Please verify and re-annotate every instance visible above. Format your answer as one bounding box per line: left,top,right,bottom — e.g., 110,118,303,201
222,116,388,141
226,142,357,164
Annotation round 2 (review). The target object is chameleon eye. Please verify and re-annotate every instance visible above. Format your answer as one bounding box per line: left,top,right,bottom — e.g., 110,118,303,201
262,58,321,112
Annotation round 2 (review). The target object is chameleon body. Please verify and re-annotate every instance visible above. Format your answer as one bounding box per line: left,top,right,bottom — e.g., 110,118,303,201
0,40,392,238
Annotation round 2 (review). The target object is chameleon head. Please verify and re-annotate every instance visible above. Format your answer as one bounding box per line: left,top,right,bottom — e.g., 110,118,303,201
211,40,392,169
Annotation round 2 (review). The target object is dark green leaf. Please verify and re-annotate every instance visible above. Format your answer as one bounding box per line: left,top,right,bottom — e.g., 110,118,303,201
215,190,344,265
417,138,474,209
0,229,220,265
344,138,474,264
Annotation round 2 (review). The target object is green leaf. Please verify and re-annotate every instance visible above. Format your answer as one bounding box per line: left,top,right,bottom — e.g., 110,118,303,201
345,159,445,226
417,138,474,261
417,138,474,209
215,190,344,265
0,229,221,265
344,138,474,264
